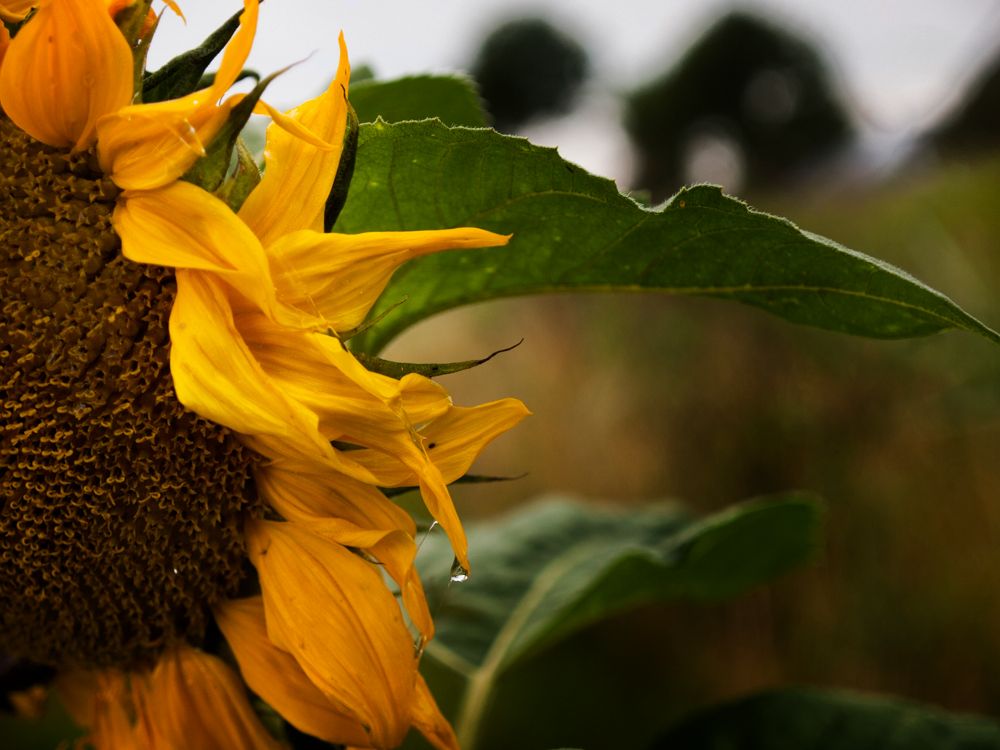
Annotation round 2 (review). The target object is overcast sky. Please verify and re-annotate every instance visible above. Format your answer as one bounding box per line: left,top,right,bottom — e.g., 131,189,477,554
147,1,1000,180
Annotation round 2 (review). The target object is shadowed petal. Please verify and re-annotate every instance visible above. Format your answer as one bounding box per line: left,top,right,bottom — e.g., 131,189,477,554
216,597,372,747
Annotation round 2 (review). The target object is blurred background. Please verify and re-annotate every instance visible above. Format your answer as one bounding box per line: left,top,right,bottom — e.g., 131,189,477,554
160,2,1000,746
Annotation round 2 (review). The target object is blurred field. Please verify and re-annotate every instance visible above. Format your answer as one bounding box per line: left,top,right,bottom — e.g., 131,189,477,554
385,151,1000,743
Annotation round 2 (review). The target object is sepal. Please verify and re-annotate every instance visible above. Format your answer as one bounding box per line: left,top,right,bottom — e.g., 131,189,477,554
142,6,244,103
323,101,359,230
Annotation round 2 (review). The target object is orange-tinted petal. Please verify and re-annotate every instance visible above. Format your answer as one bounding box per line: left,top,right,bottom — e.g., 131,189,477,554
267,228,510,331
239,32,350,244
56,670,143,750
216,597,371,747
0,23,10,70
0,0,133,150
140,646,282,750
256,463,416,535
352,399,531,484
247,519,419,748
0,0,35,22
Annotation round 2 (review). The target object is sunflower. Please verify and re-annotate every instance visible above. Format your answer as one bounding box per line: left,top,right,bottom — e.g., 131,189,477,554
0,1,528,747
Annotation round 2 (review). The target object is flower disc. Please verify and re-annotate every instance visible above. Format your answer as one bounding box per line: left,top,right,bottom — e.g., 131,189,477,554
0,118,259,668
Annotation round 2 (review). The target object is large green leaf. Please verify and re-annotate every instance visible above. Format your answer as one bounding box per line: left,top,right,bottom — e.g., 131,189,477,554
349,76,487,127
651,688,1000,749
417,495,822,748
333,121,1000,353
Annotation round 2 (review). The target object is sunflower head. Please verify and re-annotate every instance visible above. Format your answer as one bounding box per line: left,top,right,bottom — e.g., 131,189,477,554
0,2,527,747
0,116,260,668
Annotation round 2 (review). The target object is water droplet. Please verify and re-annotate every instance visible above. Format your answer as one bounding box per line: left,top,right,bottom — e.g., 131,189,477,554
450,558,469,584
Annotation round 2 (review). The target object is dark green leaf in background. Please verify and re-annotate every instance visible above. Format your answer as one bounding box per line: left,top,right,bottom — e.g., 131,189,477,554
349,76,488,127
332,121,1000,353
416,495,822,748
0,696,84,749
651,688,1000,749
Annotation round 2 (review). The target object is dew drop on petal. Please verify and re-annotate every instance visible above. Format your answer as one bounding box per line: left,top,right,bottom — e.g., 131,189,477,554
449,558,469,584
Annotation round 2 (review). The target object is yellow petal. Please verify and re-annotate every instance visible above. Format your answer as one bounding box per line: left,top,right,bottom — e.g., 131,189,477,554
216,597,372,747
352,399,531,484
346,399,529,570
0,0,133,150
254,466,433,635
211,0,258,103
167,269,333,463
267,228,511,332
55,670,143,750
257,462,416,534
247,519,418,748
114,181,303,325
141,646,282,750
239,32,350,244
253,97,339,150
0,23,10,70
0,0,36,22
97,88,234,190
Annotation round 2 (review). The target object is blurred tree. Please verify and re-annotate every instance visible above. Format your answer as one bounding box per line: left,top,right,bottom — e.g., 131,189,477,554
625,12,852,199
471,17,589,132
929,53,1000,155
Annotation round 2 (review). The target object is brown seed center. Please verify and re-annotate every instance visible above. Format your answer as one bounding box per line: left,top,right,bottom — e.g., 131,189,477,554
0,117,259,669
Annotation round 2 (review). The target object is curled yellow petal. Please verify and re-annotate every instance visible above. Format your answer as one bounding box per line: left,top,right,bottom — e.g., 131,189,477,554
240,32,350,244
167,269,332,463
212,0,258,102
253,97,339,150
247,519,422,748
0,0,133,150
140,646,282,750
98,0,256,189
216,597,372,747
97,89,234,190
0,0,35,22
268,228,511,332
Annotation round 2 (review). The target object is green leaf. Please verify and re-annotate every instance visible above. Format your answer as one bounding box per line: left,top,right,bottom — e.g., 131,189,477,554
332,121,1000,353
0,696,84,749
651,688,1000,749
418,495,822,748
349,76,488,127
142,8,244,103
